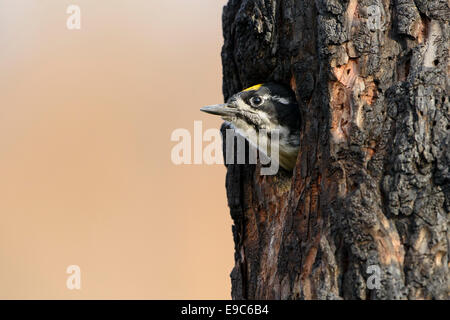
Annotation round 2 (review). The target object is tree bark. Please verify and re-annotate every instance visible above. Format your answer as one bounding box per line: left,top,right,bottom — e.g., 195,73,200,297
221,0,449,300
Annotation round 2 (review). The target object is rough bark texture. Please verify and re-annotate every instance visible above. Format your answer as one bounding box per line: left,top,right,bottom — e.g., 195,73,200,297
221,0,449,300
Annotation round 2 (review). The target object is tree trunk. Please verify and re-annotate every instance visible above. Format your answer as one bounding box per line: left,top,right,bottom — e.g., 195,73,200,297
221,0,449,300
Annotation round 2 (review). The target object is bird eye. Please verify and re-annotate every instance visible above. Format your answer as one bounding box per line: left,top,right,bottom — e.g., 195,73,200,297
250,96,263,107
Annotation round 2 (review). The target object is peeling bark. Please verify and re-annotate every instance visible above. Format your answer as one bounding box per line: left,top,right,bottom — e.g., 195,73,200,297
221,0,449,300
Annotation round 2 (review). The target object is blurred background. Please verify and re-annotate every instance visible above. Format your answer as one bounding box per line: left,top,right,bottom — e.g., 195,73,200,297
0,0,232,299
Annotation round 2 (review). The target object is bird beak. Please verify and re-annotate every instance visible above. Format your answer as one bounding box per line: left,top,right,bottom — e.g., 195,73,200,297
200,104,237,117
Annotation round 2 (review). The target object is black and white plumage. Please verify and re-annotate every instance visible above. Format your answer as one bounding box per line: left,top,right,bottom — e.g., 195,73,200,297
201,83,301,171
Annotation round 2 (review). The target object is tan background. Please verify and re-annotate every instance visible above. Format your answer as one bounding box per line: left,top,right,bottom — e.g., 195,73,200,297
0,0,233,299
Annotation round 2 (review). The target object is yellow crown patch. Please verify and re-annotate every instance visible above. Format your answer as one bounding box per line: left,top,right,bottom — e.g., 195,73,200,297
242,84,263,92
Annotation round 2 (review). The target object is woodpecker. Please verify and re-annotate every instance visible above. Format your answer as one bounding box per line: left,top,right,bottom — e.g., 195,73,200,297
200,83,300,171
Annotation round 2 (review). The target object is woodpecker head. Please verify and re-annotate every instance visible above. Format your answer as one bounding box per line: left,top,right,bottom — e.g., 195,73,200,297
201,83,300,171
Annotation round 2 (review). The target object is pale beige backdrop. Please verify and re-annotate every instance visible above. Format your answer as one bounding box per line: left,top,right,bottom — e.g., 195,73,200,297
0,0,232,299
